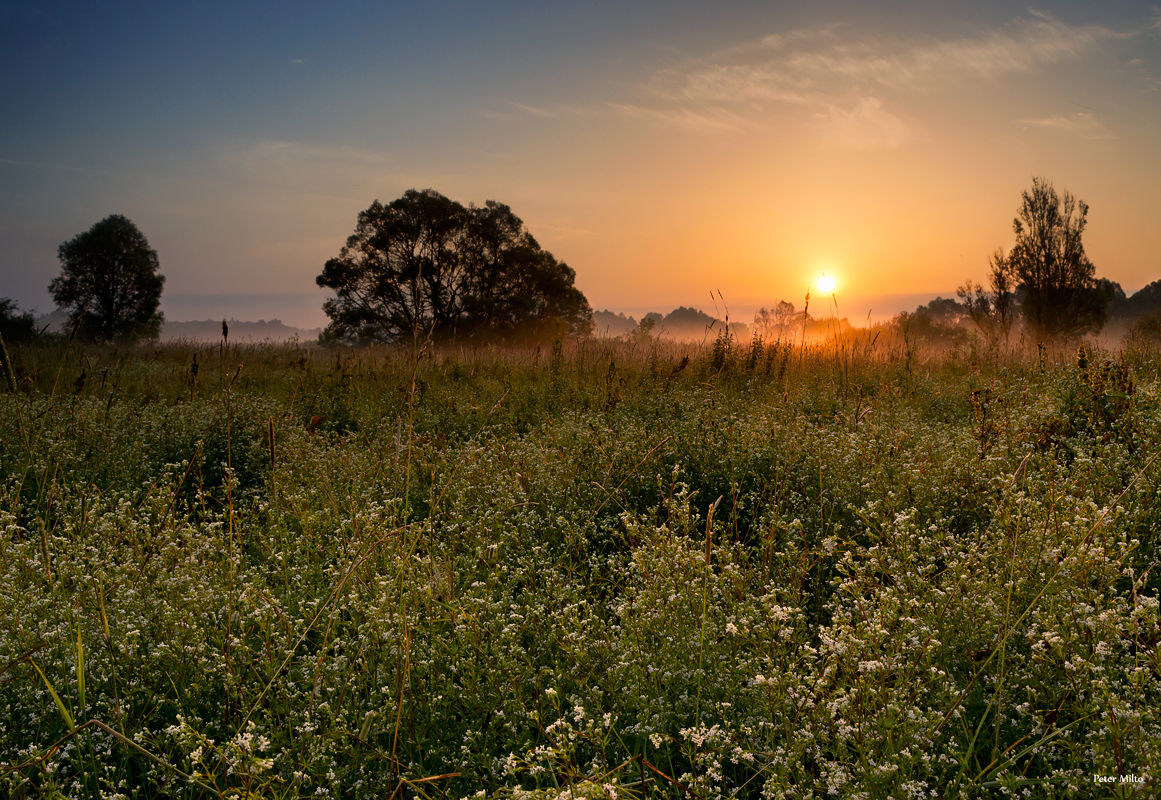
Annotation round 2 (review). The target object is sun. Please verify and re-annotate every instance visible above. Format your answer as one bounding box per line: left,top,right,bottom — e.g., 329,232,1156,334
816,274,836,293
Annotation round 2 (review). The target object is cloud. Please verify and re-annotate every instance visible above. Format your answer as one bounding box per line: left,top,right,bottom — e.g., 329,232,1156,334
817,96,914,150
515,103,560,119
627,12,1136,145
650,13,1125,105
535,222,595,239
902,12,1123,81
1020,112,1116,141
237,140,394,168
513,102,593,120
0,157,108,174
204,139,397,202
607,103,749,132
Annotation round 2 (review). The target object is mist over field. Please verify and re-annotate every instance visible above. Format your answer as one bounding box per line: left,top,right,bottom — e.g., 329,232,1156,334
161,319,322,343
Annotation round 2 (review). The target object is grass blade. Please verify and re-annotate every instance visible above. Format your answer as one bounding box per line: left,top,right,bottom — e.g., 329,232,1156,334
31,658,75,732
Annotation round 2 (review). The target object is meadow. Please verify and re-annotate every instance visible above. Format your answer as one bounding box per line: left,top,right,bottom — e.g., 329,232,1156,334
0,331,1158,799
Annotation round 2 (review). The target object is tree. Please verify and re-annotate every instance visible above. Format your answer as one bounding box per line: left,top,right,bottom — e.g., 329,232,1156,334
754,300,797,341
958,248,1017,343
1130,310,1161,344
50,215,165,342
1007,177,1105,340
317,189,592,342
0,298,37,344
914,296,970,328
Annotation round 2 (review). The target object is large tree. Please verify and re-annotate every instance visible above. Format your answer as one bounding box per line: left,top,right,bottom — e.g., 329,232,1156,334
317,189,592,342
50,215,165,342
1008,178,1105,340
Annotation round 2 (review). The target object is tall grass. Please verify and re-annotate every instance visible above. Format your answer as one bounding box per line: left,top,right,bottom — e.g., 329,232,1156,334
0,335,1159,798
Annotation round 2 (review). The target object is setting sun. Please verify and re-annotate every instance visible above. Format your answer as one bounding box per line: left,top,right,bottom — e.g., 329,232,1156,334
817,274,836,293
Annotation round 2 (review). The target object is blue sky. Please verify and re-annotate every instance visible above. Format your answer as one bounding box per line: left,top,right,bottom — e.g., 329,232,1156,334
3,1,1159,327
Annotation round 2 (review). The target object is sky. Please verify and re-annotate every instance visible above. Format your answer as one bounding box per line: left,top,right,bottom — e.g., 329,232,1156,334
2,1,1160,329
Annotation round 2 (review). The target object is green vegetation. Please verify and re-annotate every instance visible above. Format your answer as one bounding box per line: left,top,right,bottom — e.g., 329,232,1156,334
1,333,1159,798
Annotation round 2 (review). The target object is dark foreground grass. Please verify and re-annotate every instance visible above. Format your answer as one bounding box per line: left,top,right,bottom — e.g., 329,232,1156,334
1,333,1159,799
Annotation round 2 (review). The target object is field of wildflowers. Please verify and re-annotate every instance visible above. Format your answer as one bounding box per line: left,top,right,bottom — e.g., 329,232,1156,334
0,334,1158,798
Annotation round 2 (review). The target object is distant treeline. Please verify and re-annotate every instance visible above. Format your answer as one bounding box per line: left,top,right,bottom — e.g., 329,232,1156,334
7,277,1161,350
590,277,1161,349
884,278,1161,346
594,307,750,341
0,306,321,345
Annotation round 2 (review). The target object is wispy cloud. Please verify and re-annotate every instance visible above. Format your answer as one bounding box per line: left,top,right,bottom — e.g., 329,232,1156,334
515,103,561,119
237,139,394,168
513,102,598,120
817,96,914,150
510,98,750,133
0,157,110,174
629,12,1135,147
888,12,1122,82
1020,112,1116,141
651,14,1124,104
535,222,595,239
203,139,397,202
607,103,749,132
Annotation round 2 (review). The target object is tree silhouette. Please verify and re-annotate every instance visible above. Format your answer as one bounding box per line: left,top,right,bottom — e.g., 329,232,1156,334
1008,178,1105,341
50,215,165,342
317,189,591,342
754,301,797,341
958,248,1017,343
0,298,37,344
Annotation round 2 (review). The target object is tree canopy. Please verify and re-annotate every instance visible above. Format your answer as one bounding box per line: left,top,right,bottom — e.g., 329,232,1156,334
317,189,592,343
1009,178,1105,340
50,215,165,342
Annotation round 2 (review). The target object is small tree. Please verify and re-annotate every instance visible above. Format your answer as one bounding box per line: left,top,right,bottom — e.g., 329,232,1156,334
0,298,37,344
50,215,165,342
958,248,1017,343
1008,178,1105,340
753,301,797,342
